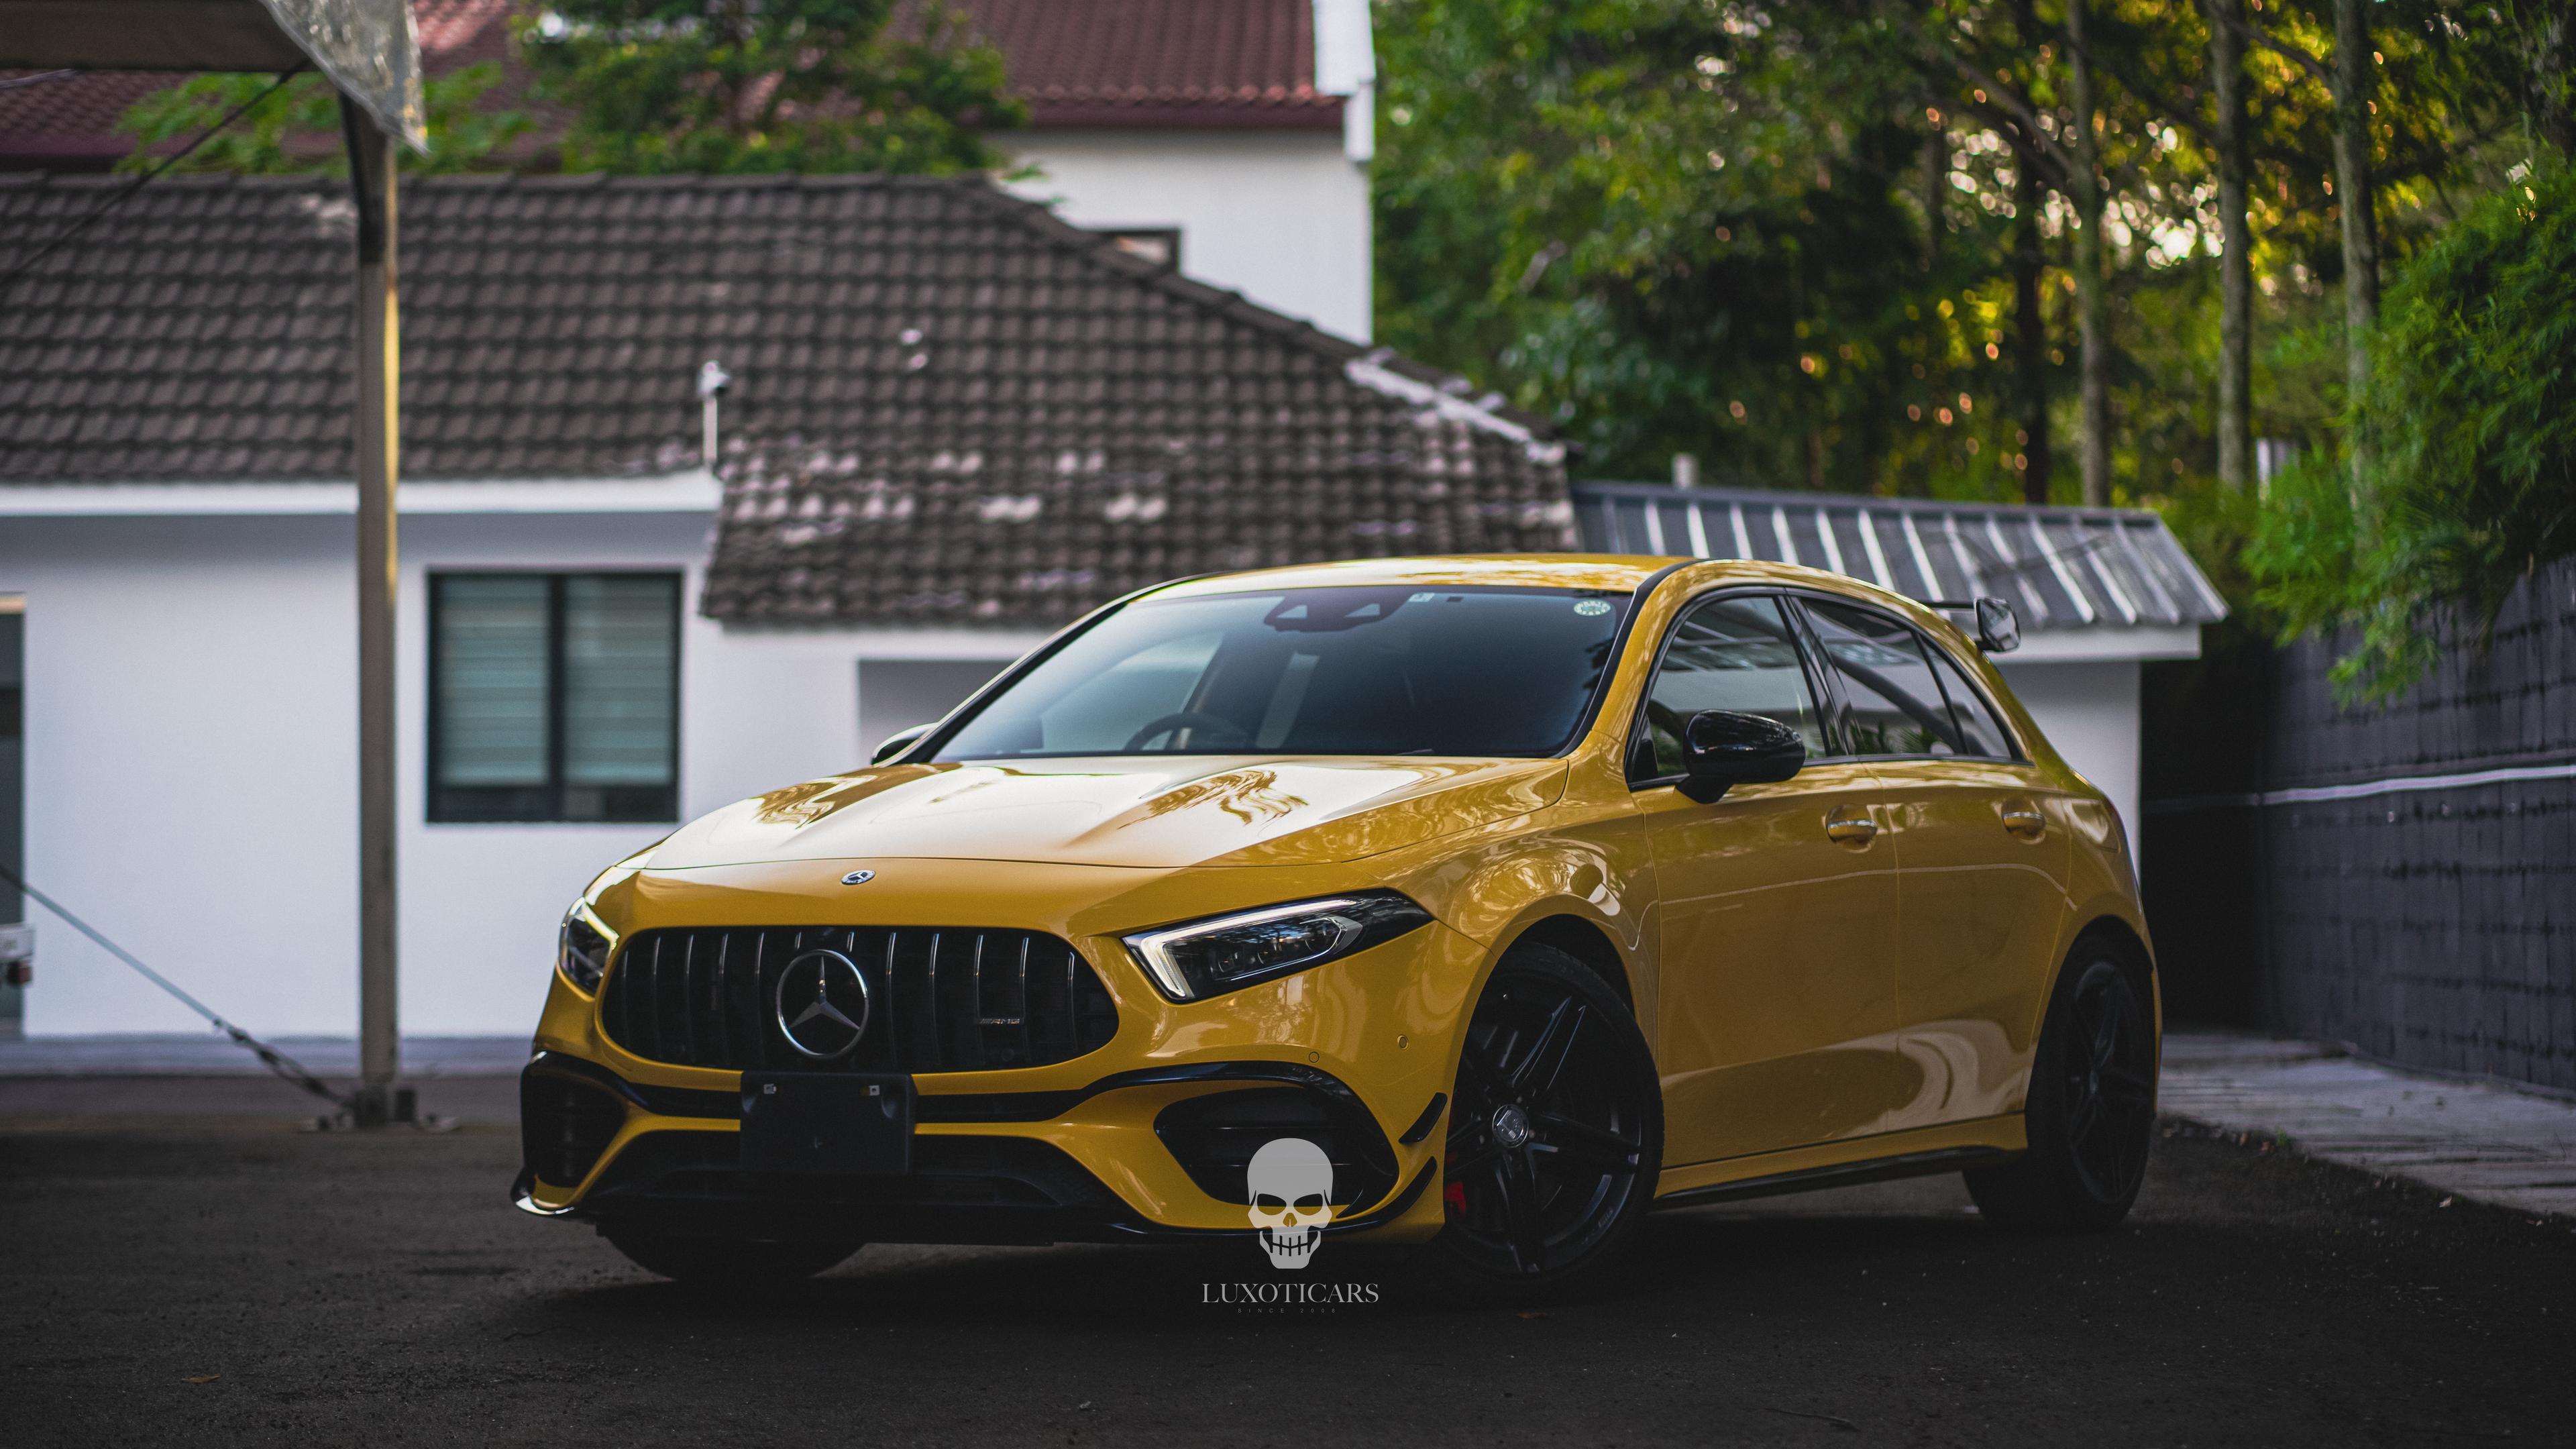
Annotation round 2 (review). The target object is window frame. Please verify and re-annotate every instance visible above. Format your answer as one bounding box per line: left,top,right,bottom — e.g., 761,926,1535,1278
1623,586,1844,790
425,569,685,825
1782,592,2027,765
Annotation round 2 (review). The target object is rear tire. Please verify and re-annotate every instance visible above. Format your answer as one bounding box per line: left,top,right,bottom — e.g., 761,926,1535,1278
600,1228,863,1287
1426,944,1661,1303
1966,942,2157,1231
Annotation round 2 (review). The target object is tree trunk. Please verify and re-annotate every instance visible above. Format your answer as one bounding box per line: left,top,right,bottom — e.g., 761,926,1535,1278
2525,1,2575,156
2068,0,2112,506
2332,0,2379,479
1920,127,1948,270
2012,157,2053,506
2208,0,2254,491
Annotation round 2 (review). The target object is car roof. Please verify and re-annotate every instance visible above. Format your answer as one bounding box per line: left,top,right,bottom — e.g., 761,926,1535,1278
1146,553,1898,604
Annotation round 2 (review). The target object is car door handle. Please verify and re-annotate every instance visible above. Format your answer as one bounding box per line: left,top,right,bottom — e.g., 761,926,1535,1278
1823,808,1878,845
2001,804,2047,839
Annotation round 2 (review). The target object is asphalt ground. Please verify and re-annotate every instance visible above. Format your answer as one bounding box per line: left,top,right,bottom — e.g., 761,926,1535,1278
4,1081,2573,1446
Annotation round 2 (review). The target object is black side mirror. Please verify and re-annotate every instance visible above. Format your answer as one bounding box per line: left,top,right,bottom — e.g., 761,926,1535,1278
1974,597,2021,654
871,722,931,765
1680,710,1806,803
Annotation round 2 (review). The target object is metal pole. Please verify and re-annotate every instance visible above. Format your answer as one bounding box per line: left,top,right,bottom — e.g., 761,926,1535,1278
342,95,408,1126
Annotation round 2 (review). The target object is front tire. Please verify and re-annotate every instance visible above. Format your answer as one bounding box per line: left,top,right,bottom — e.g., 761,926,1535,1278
1966,942,2157,1230
1427,944,1662,1302
600,1228,863,1287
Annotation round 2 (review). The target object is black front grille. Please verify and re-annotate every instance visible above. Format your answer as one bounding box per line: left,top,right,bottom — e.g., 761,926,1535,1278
599,926,1118,1073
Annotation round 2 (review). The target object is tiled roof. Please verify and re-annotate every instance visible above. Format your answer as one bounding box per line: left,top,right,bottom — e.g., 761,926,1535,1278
959,0,1340,128
0,172,1571,627
0,0,1336,171
0,68,167,168
1572,480,2227,633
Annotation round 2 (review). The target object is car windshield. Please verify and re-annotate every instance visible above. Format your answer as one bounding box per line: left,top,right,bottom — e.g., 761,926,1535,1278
934,585,1631,760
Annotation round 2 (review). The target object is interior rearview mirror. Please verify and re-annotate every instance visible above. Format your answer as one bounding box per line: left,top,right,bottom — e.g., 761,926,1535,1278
1680,710,1806,803
1974,597,2021,654
871,722,932,765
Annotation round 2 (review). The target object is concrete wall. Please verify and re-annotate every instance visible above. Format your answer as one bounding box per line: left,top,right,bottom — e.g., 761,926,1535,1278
2145,554,2576,1088
1002,129,1373,343
0,508,1040,1038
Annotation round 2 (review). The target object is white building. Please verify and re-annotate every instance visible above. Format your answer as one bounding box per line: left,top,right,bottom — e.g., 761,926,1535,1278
0,170,1566,1039
981,0,1379,341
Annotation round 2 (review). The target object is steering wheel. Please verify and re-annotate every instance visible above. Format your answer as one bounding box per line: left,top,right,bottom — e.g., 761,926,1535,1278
1123,712,1254,751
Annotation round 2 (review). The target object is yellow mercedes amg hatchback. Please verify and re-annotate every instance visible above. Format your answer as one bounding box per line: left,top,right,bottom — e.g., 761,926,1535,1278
516,555,2158,1295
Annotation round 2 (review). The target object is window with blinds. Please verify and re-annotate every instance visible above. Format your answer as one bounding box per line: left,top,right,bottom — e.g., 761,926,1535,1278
429,573,681,822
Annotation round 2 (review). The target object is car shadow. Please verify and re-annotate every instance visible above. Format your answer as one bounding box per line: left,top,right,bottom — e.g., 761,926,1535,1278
499,1182,2025,1336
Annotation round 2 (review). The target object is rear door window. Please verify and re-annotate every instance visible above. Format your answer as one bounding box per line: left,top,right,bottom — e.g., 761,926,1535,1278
1921,645,2018,759
1799,598,1965,758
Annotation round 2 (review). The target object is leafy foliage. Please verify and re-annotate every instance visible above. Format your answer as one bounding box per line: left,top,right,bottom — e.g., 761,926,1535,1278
2250,158,2576,698
1378,0,2546,499
1376,0,2035,494
117,64,531,175
518,0,1024,175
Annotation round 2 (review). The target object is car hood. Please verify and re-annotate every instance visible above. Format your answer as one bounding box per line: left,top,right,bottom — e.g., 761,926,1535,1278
645,756,1569,871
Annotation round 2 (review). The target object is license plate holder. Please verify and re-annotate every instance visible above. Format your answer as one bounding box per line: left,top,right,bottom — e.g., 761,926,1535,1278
739,1071,913,1175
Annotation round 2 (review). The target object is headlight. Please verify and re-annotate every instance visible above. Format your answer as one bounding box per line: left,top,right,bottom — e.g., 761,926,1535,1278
557,905,615,994
1122,892,1434,1002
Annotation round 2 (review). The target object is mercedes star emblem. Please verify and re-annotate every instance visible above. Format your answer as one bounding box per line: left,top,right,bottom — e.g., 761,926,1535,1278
775,949,872,1059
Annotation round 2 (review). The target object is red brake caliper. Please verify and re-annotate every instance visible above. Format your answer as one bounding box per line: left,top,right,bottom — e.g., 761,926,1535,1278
1443,1179,1469,1216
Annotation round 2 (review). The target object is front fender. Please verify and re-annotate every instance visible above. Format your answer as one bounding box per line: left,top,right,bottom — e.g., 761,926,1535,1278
1378,751,1658,1049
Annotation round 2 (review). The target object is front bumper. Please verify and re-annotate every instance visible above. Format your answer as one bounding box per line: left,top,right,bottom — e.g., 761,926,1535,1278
513,1052,1440,1244
514,902,1488,1246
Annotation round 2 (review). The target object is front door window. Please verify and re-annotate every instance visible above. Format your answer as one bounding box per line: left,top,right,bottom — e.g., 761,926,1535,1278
1631,594,1825,780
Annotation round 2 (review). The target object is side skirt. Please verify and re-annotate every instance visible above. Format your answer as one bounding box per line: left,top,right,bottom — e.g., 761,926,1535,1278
1650,1144,2014,1211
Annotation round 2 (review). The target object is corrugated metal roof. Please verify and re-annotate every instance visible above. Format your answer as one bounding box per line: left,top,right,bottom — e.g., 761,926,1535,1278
1571,480,2227,632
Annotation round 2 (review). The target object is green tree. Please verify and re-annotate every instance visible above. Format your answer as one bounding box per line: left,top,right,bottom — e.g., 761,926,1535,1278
117,63,530,174
1376,0,2034,493
2250,158,2576,699
517,0,1024,175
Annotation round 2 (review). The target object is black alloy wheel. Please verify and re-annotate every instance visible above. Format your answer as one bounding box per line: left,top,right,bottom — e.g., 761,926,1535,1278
2061,960,2157,1201
1966,945,2157,1230
1430,944,1661,1300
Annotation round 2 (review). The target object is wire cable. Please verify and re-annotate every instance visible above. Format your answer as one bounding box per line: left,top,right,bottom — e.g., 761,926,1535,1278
0,62,307,299
0,860,354,1111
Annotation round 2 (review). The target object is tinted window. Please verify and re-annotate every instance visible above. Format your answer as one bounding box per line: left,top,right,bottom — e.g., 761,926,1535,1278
936,586,1629,760
1923,646,2017,758
1802,598,1962,757
1634,595,1824,778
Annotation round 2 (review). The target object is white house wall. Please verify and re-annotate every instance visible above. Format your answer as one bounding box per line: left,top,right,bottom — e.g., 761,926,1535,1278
1002,129,1373,343
0,508,1044,1038
3,515,362,1039
1997,658,2146,860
